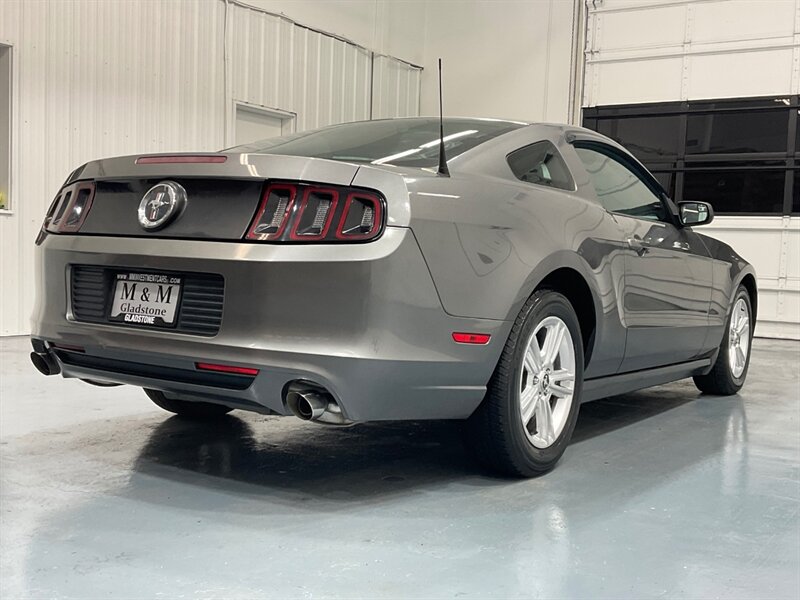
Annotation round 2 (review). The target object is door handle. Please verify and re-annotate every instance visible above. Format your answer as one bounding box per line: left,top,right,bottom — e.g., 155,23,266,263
626,237,648,256
672,240,690,252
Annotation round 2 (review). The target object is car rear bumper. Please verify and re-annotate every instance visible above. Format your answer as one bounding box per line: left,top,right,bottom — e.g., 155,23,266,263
31,227,510,421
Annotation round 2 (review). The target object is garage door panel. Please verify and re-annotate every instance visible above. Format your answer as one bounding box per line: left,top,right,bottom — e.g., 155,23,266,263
592,58,684,106
688,49,795,100
596,6,686,52
692,0,797,44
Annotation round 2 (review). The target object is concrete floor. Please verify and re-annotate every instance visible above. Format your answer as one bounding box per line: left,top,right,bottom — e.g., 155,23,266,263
1,336,798,599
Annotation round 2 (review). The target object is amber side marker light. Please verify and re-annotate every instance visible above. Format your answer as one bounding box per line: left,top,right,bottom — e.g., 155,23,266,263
452,333,491,345
195,362,260,376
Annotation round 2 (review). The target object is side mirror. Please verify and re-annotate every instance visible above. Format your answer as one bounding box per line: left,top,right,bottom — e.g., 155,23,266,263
678,201,714,227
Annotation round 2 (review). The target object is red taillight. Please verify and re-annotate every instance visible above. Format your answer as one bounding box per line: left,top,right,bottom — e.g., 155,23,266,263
44,181,96,234
136,155,227,164
452,332,491,345
246,183,298,241
289,187,339,241
335,192,383,240
245,182,385,244
195,362,259,376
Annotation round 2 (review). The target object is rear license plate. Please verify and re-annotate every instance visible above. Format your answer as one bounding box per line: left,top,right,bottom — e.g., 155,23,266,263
109,272,182,327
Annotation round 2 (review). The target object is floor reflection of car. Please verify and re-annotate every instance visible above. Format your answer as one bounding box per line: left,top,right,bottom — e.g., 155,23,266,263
31,117,756,476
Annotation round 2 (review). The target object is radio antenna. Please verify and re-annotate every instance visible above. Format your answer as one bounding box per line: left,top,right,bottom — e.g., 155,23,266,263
437,58,450,177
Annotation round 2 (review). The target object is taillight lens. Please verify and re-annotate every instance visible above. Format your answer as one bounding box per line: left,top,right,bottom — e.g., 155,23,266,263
336,192,382,240
290,188,339,240
246,183,297,241
44,181,96,234
246,182,385,243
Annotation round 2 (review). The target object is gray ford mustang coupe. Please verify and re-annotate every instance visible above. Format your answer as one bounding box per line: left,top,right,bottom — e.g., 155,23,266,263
31,117,756,476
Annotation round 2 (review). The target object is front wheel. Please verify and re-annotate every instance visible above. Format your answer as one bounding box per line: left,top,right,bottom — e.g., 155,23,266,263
466,290,584,477
145,389,233,420
693,285,753,395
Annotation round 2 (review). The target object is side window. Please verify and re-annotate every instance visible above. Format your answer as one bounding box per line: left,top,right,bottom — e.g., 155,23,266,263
507,141,574,191
574,145,666,221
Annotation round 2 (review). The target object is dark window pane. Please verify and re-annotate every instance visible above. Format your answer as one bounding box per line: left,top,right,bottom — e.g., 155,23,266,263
794,170,799,213
683,169,785,213
596,116,681,160
686,110,789,154
507,141,574,191
575,146,666,220
650,171,675,197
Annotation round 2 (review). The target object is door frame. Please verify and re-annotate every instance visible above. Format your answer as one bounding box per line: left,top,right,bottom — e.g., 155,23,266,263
0,42,14,215
227,101,297,148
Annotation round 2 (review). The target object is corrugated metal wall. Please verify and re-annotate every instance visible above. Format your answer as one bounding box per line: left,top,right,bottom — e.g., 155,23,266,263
371,54,421,119
0,0,422,335
582,0,800,339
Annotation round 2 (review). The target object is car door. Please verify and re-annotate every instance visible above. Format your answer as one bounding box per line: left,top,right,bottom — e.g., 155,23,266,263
573,142,713,372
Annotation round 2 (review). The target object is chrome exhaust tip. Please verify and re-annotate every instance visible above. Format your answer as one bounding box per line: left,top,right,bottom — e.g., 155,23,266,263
285,382,352,426
30,351,60,376
290,391,328,421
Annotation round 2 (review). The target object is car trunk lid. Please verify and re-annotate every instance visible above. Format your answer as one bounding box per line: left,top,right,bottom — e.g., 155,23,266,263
69,153,375,240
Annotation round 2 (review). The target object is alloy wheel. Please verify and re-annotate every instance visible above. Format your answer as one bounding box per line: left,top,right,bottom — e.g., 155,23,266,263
728,298,750,379
518,316,576,449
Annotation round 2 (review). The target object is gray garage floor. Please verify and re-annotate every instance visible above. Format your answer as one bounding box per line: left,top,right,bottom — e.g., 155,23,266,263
1,336,798,599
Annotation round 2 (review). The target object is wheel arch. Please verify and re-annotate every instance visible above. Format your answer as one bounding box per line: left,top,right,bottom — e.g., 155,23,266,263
511,253,603,369
536,267,597,366
739,272,758,321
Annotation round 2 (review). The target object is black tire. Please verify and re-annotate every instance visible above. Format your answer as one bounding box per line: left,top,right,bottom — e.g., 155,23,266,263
693,285,753,395
466,289,584,477
145,389,233,420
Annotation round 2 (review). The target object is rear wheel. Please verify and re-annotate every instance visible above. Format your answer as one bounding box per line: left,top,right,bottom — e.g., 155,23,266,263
693,285,753,395
145,389,233,420
467,290,584,477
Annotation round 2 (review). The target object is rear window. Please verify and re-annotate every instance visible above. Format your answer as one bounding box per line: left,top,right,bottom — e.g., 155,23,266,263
228,118,525,168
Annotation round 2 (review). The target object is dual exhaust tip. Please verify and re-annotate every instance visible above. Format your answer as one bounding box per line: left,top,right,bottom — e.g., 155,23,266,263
32,351,348,426
30,351,60,376
285,382,351,426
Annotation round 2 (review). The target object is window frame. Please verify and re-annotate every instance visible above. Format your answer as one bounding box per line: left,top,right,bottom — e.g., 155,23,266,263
573,140,676,225
505,140,577,192
583,95,799,216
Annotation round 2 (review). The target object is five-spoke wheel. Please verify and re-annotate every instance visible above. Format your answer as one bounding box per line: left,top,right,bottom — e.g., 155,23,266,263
694,284,753,395
519,316,576,449
728,297,750,379
467,289,584,477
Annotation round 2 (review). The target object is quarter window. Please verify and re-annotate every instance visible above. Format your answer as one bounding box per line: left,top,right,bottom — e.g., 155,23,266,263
507,141,574,191
575,146,666,221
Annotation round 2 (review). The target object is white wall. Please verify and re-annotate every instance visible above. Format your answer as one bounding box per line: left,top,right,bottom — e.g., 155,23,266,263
584,0,800,340
0,0,421,336
246,0,427,65
703,217,800,340
419,0,577,122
